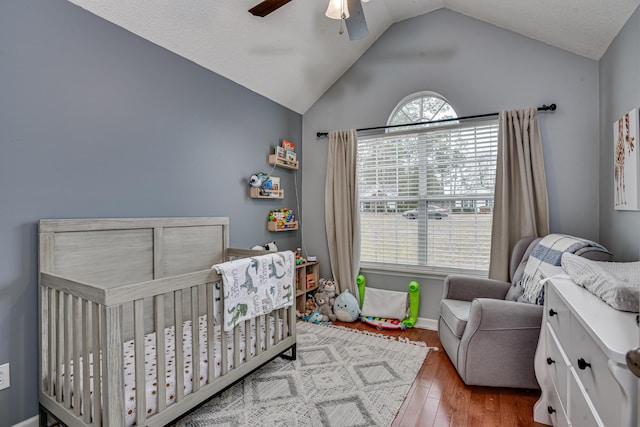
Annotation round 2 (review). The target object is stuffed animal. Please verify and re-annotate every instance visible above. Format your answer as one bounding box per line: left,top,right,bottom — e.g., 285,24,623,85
320,279,336,300
333,289,360,322
302,311,328,324
314,291,336,322
248,174,264,188
304,297,316,316
264,241,277,251
248,172,272,190
250,241,278,252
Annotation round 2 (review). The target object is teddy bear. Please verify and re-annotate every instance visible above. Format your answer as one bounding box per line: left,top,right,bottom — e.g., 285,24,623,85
322,279,337,300
314,291,336,322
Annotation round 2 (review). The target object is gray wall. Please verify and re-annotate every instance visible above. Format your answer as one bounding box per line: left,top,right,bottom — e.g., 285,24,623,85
302,9,600,319
0,0,301,424
599,6,640,261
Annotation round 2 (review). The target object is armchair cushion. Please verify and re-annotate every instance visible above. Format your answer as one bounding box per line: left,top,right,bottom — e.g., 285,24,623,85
439,299,471,338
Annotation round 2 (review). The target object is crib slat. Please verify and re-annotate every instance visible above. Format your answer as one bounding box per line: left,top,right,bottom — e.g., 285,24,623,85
72,296,82,416
190,286,200,393
92,303,102,426
82,300,91,424
101,304,124,427
56,291,63,403
274,309,280,345
244,319,251,363
134,298,146,425
265,313,271,351
48,288,56,397
154,294,166,414
232,325,240,369
206,284,215,383
174,290,185,402
64,293,72,410
282,307,288,336
255,316,262,356
221,291,227,376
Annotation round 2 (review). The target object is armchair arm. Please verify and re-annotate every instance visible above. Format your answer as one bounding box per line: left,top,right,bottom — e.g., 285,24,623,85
466,299,543,331
443,275,511,301
457,299,544,388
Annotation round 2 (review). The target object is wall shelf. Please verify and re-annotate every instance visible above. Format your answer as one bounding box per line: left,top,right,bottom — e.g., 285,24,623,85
249,187,284,199
268,221,298,231
268,154,298,170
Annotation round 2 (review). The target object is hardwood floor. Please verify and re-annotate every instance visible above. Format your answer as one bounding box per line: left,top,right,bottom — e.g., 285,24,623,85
333,321,548,427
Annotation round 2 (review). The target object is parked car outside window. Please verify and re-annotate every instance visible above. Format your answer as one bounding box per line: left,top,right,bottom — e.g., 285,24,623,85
402,205,449,220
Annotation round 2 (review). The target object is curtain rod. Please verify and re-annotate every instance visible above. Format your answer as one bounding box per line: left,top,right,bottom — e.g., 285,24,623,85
315,103,557,138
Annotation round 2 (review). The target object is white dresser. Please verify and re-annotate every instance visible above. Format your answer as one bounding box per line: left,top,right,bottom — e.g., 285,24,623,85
533,268,638,426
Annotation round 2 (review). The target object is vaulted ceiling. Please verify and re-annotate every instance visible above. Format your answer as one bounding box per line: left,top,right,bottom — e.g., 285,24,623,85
67,0,639,114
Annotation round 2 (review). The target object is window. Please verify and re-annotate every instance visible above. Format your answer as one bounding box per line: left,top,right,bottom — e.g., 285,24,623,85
388,91,458,127
358,93,497,273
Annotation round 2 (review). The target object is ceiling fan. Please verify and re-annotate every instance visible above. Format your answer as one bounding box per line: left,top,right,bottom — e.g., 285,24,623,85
249,0,370,41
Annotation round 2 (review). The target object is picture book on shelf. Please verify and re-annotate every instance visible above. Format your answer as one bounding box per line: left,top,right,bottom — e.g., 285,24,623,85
275,146,285,158
270,176,280,190
281,139,295,153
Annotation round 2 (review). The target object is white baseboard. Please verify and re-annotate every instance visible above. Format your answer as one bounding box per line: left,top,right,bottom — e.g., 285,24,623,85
414,317,438,331
12,415,38,427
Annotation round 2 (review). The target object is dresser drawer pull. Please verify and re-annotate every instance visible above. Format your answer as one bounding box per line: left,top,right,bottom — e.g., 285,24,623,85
546,357,555,365
549,309,557,317
577,358,591,370
547,405,556,415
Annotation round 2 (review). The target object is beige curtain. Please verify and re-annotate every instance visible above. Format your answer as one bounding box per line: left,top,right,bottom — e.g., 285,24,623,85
489,108,550,281
325,129,360,294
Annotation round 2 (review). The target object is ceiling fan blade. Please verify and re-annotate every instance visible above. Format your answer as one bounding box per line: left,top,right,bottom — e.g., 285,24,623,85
249,0,293,17
345,0,369,40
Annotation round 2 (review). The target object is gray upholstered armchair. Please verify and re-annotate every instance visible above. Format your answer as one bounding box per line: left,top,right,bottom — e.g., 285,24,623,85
438,236,612,389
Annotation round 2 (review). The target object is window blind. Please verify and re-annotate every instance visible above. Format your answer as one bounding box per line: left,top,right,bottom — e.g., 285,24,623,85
357,118,498,272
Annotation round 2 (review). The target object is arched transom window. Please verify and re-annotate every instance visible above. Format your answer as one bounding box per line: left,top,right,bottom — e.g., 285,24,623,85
388,92,458,127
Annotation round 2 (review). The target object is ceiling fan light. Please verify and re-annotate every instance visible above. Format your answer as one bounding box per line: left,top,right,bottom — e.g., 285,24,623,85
326,0,349,20
361,0,370,2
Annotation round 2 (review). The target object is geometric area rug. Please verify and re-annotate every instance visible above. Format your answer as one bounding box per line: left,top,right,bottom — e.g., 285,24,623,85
175,322,430,427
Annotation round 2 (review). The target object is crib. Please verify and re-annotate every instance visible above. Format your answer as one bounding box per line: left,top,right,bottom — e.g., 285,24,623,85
38,217,297,427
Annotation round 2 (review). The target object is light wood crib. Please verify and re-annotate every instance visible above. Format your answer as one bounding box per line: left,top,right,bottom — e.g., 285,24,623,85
38,217,297,427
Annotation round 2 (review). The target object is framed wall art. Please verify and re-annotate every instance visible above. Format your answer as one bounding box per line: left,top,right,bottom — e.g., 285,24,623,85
613,108,640,210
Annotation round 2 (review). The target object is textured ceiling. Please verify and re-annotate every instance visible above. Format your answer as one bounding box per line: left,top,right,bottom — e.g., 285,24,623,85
66,0,639,114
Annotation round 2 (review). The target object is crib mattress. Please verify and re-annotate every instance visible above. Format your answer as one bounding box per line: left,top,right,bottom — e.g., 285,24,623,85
59,315,284,426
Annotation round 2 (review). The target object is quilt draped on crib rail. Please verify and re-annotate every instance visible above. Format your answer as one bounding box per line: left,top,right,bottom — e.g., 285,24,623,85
213,251,295,331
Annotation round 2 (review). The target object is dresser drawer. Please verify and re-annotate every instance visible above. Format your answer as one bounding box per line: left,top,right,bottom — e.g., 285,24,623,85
545,284,571,345
545,326,570,410
568,368,603,427
568,315,626,427
546,386,570,427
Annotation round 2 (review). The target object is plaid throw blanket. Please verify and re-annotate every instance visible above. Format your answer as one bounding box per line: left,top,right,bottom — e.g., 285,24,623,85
213,251,295,331
518,234,607,305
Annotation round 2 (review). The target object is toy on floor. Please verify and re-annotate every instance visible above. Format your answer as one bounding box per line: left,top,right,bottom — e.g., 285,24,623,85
301,311,331,324
357,274,419,330
333,289,360,322
314,290,336,322
296,297,317,319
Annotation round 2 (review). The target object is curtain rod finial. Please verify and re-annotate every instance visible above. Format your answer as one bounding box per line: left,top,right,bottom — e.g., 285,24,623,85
317,132,328,138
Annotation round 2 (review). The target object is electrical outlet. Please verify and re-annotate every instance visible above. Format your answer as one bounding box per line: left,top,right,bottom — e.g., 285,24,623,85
0,363,10,390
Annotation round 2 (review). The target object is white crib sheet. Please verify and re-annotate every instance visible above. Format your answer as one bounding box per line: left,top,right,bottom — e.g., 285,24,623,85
59,315,284,426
